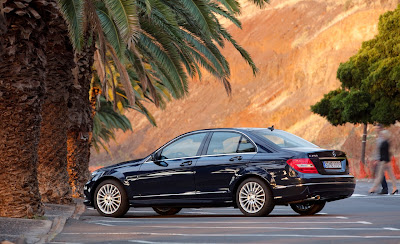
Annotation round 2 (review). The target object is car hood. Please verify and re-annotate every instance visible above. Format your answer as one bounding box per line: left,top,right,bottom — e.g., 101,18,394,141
96,158,145,172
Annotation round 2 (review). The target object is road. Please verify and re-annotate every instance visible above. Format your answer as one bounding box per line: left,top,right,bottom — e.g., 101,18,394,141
51,181,400,244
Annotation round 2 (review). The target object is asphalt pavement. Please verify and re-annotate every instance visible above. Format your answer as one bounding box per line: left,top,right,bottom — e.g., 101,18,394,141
52,180,399,244
1,180,399,244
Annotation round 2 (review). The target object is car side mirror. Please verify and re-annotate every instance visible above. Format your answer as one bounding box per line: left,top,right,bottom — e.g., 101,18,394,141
152,151,162,162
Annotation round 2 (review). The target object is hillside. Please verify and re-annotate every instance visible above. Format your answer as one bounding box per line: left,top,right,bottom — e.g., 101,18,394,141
90,0,400,174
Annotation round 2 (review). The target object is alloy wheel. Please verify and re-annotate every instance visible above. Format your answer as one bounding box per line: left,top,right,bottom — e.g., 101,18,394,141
238,181,266,213
96,183,122,215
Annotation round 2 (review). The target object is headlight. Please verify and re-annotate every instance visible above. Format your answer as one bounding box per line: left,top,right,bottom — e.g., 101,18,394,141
91,170,99,177
90,170,104,180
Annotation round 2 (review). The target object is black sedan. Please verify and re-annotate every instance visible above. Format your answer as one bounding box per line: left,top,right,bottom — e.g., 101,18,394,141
84,127,355,217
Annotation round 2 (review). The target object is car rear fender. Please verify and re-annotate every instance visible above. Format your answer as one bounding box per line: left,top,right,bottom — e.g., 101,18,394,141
229,167,274,199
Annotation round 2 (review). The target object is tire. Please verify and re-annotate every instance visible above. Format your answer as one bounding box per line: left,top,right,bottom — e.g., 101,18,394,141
94,179,129,217
236,177,274,217
290,201,326,216
152,207,182,216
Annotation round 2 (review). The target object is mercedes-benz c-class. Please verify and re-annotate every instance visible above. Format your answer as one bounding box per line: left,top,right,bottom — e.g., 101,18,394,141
84,127,355,217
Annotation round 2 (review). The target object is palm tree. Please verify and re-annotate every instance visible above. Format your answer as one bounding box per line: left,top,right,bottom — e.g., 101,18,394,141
36,6,75,204
0,0,59,217
62,0,269,197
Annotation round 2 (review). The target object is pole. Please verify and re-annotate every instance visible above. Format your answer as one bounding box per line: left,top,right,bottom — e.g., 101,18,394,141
360,123,367,165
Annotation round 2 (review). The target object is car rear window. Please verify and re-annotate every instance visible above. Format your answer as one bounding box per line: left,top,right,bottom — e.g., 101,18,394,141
250,129,318,148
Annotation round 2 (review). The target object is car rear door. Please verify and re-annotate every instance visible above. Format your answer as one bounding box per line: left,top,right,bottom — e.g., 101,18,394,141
194,131,257,201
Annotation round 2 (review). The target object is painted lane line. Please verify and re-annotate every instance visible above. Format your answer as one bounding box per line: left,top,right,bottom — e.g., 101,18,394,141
144,225,399,231
94,222,115,227
129,241,229,244
48,242,83,244
358,221,372,225
89,220,371,225
183,211,221,215
384,227,400,231
59,232,400,239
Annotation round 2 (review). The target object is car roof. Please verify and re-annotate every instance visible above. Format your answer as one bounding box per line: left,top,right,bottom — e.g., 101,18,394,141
187,127,280,134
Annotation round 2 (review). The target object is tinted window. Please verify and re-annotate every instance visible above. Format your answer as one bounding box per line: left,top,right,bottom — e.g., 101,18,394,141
207,132,255,155
237,136,256,153
251,129,318,148
161,133,206,159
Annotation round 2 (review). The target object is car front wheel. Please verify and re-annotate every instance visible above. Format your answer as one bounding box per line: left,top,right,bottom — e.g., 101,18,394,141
94,179,129,217
152,207,182,215
236,177,274,217
290,201,326,215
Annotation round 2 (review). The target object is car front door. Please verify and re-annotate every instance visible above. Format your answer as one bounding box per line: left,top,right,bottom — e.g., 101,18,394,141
133,132,208,204
194,131,257,201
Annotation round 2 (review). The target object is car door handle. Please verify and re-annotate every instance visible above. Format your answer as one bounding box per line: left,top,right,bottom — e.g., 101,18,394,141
229,156,242,161
180,161,192,166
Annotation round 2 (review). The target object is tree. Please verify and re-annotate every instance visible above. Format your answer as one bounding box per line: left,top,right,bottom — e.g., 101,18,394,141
62,0,270,197
0,0,58,217
37,5,75,204
311,5,400,164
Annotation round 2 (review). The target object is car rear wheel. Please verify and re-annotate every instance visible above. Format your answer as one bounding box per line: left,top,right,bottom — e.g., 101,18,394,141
152,207,182,215
290,201,326,215
236,177,274,217
94,179,129,217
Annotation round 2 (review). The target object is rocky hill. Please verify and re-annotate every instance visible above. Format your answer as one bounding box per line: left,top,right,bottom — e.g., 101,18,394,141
91,0,400,176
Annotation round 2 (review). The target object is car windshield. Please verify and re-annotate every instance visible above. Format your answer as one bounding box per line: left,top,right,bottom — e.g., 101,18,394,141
250,129,318,148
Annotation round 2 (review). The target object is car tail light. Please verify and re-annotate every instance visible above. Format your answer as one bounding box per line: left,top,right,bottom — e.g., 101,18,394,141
287,158,318,174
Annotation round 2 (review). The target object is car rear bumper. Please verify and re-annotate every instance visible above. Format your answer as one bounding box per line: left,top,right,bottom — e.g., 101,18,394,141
272,175,356,204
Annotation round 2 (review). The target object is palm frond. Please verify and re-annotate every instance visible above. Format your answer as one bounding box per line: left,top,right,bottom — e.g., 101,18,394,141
215,0,241,14
103,0,139,45
219,25,258,75
209,2,241,29
57,0,84,51
96,2,126,58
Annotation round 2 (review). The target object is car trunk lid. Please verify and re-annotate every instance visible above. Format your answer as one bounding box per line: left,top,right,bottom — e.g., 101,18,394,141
307,150,349,175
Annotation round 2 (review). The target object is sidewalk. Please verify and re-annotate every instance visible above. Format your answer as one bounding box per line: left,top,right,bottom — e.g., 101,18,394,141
0,199,85,244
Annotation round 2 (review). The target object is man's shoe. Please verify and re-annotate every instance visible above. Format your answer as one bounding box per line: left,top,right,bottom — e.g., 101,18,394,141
378,190,388,195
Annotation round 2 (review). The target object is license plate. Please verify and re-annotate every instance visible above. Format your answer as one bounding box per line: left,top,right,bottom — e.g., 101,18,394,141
323,161,342,169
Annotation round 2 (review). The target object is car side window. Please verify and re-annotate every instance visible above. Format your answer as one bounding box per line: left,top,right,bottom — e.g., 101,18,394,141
160,133,206,160
237,136,256,153
207,132,255,155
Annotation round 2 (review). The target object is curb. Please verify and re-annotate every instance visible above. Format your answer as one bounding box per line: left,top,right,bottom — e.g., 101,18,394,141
41,199,86,243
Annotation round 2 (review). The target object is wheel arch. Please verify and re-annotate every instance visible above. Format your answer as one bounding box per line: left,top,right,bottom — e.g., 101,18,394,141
91,175,127,207
230,171,274,207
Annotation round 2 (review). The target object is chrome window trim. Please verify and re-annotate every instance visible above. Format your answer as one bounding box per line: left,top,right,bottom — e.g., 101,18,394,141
144,129,258,163
144,151,257,164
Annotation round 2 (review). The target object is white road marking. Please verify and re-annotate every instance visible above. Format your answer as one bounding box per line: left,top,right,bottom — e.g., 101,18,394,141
89,220,373,225
59,232,400,239
384,227,400,231
146,225,399,231
351,194,400,198
358,221,372,225
129,241,221,244
95,222,115,227
183,211,221,215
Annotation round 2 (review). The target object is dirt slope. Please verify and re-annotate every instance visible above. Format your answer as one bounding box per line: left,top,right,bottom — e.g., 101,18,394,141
91,0,400,173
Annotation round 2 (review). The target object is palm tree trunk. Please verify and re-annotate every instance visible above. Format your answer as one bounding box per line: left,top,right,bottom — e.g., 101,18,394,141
37,8,74,204
67,40,96,198
0,0,52,217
